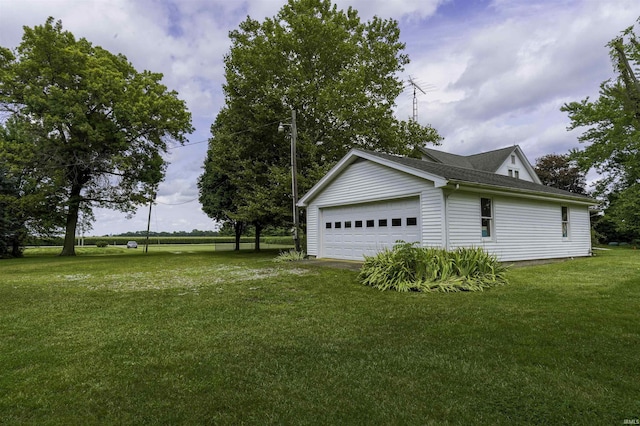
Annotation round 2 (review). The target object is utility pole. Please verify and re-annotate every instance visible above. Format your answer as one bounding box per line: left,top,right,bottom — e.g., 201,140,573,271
144,194,154,253
290,109,300,252
279,109,301,252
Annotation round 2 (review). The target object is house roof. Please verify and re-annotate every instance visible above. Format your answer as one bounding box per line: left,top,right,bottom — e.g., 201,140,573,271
421,145,523,171
364,150,594,202
419,147,475,169
466,146,517,172
298,149,595,206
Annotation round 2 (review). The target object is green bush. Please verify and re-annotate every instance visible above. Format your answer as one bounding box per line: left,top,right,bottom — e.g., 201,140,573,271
272,249,306,263
95,241,108,248
359,242,508,292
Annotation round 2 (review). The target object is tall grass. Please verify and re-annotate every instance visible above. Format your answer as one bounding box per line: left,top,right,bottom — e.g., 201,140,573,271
359,242,508,292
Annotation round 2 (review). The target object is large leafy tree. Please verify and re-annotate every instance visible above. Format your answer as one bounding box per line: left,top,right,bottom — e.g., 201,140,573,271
200,0,441,244
0,117,67,257
562,17,640,235
534,154,586,194
0,18,193,255
199,103,291,251
197,130,247,250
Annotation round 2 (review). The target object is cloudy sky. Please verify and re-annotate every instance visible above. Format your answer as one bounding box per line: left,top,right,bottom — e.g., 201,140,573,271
1,0,638,236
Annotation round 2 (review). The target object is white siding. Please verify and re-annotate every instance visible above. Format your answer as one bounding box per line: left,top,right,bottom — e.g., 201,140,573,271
303,157,592,262
306,205,319,256
422,190,445,247
447,192,592,261
304,160,443,257
496,152,535,182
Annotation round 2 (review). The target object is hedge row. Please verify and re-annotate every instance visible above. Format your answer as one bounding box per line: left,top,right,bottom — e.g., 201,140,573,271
28,236,296,246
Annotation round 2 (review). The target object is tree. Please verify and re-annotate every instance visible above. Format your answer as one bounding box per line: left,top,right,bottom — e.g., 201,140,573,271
0,164,23,258
534,154,586,194
0,18,193,255
0,117,67,257
199,0,441,245
562,17,640,236
197,139,246,251
200,103,291,251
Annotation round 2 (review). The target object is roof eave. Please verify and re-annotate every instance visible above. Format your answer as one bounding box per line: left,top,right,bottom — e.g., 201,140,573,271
512,145,542,185
297,149,449,207
447,180,597,206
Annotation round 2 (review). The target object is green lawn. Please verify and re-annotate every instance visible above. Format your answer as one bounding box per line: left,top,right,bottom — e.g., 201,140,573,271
1,248,638,424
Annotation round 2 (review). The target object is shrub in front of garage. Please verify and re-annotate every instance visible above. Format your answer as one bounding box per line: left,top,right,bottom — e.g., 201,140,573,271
273,249,307,263
358,241,508,292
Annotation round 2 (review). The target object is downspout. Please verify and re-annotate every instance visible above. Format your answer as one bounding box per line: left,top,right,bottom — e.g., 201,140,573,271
443,184,460,251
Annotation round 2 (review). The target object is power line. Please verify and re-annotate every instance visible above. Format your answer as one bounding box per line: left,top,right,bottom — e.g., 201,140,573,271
155,197,199,206
166,139,208,150
164,118,283,150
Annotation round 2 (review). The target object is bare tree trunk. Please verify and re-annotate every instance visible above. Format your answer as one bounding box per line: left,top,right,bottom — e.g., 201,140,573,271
11,234,22,258
60,184,81,256
254,222,262,252
234,221,244,251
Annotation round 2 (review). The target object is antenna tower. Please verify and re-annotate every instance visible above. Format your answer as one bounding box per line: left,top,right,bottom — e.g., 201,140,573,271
406,76,434,122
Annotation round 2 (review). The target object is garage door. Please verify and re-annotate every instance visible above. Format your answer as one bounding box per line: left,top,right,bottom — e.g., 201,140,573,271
321,197,421,260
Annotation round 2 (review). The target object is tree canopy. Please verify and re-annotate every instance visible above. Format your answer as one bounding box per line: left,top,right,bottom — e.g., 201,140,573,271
0,18,193,255
562,17,640,236
199,0,441,244
534,153,586,194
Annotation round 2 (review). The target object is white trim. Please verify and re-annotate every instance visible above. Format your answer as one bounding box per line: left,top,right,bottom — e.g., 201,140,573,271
512,145,542,185
298,149,447,206
480,197,494,241
312,192,422,210
562,205,570,240
446,182,594,206
298,149,595,208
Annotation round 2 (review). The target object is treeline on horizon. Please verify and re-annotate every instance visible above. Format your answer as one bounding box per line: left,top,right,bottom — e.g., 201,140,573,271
103,225,290,238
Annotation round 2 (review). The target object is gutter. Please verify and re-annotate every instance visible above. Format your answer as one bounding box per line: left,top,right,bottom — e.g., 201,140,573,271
446,180,597,206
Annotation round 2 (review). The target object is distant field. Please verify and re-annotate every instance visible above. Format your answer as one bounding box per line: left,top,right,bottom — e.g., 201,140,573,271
24,242,293,256
29,236,296,247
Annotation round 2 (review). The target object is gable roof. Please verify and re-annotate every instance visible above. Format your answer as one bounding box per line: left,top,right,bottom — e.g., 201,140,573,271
420,147,474,169
466,146,516,172
420,145,541,184
420,145,516,172
298,149,595,206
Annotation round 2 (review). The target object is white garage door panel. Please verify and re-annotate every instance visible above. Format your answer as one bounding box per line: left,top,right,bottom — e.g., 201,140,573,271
321,198,421,260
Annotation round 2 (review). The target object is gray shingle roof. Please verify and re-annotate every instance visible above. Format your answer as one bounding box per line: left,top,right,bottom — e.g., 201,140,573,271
420,147,474,169
420,145,516,172
363,150,594,202
466,146,516,172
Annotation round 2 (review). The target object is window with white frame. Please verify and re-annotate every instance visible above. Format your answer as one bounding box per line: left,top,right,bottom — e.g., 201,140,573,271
561,206,569,238
481,198,493,238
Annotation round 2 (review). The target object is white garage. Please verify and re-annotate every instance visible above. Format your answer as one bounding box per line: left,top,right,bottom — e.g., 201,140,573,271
320,197,421,260
298,148,595,262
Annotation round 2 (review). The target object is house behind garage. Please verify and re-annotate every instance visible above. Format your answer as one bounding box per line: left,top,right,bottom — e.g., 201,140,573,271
297,145,595,262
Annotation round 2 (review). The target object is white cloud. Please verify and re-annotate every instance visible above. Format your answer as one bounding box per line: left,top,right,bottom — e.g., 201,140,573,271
406,0,639,161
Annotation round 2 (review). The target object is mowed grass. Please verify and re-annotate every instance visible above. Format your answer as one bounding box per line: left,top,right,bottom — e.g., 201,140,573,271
0,247,638,424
